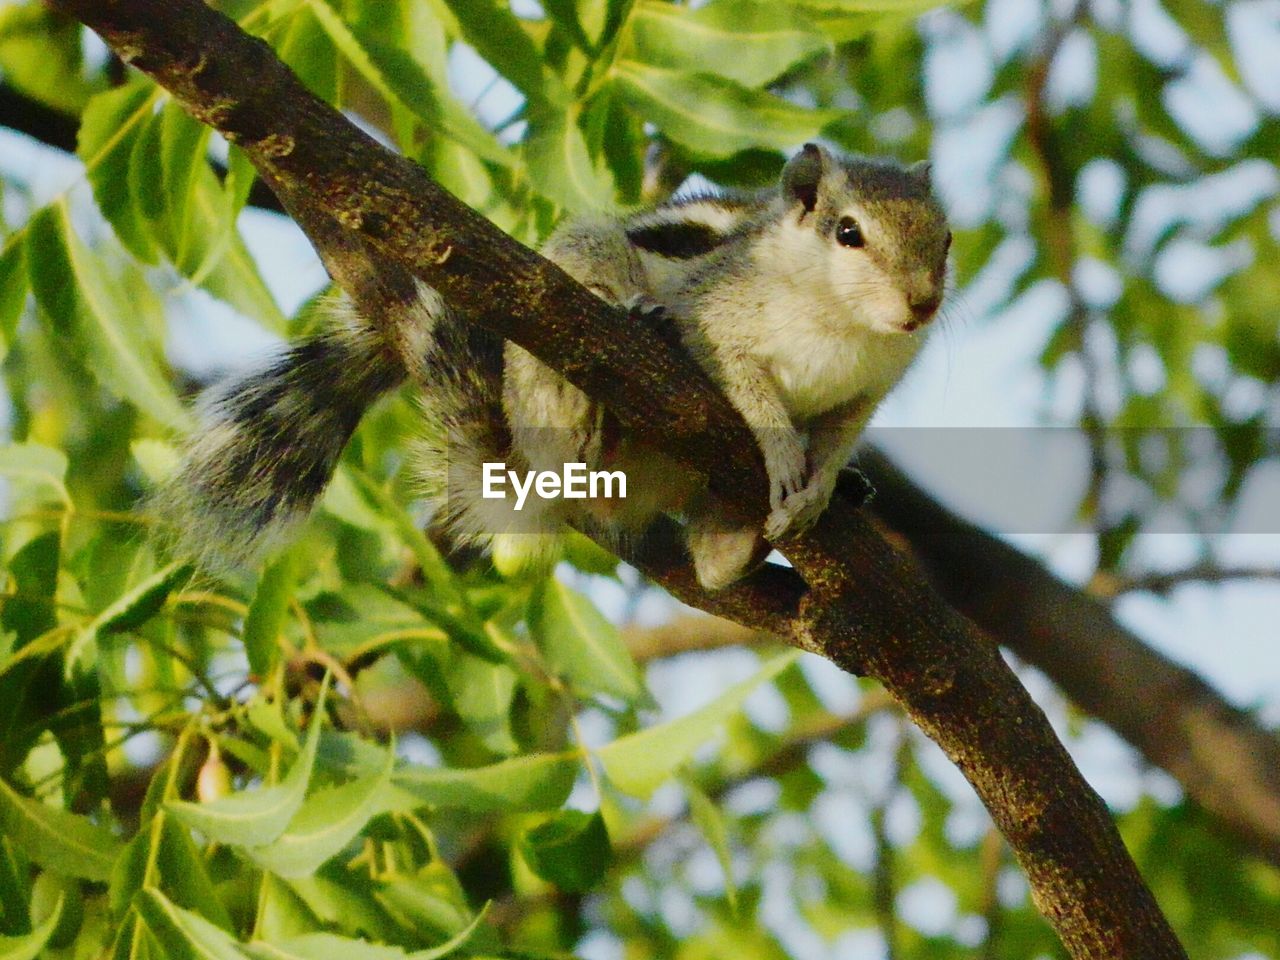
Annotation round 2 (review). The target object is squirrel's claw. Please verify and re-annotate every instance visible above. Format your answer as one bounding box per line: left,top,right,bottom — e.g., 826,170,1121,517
764,433,808,512
764,485,825,541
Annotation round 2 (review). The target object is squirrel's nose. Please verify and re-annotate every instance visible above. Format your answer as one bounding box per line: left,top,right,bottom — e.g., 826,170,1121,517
908,292,942,322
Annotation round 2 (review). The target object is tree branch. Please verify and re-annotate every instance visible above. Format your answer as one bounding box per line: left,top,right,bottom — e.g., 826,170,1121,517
1090,562,1280,599
862,447,1280,867
51,2,1187,955
623,467,1280,872
0,83,78,152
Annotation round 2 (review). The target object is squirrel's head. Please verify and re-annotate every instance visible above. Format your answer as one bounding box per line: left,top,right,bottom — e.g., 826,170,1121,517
776,143,951,335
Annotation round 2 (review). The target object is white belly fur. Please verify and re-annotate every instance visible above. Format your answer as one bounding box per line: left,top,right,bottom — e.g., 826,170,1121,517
764,325,923,421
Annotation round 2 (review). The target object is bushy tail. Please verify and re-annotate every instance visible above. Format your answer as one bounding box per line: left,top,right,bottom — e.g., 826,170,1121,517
155,281,565,574
153,319,405,569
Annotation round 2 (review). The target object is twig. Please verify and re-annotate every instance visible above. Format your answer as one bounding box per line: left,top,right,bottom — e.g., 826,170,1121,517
1090,562,1280,599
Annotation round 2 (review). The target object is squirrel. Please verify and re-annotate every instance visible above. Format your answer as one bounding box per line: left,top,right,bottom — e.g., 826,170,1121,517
155,143,950,590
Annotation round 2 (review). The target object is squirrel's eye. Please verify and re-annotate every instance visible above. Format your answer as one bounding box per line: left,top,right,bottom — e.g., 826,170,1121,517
836,216,865,248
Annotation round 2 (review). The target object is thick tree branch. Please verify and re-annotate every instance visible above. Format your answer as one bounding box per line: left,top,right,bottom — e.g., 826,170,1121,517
623,472,1280,870
862,447,1280,867
53,2,1187,955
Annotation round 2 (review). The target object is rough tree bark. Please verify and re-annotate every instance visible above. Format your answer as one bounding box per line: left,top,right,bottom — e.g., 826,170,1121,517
862,448,1280,867
49,1,1190,955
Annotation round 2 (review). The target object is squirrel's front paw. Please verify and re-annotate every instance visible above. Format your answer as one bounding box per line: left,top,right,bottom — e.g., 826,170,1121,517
764,483,829,541
624,293,667,320
625,294,683,346
764,435,807,511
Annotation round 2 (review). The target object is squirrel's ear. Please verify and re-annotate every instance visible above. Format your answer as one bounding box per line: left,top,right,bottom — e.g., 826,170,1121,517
909,159,933,187
782,143,826,213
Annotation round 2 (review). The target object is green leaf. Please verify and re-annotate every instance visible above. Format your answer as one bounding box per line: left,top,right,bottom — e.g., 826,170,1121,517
439,0,560,102
343,1,512,166
321,467,389,533
380,751,578,813
684,778,738,913
131,99,166,234
169,678,330,847
1170,0,1241,84
0,532,60,654
247,905,488,960
0,838,31,938
129,106,286,332
597,651,800,797
434,96,517,170
185,182,289,334
0,238,28,361
65,561,192,677
25,201,190,430
315,731,385,777
226,145,258,218
442,651,519,755
0,6,95,113
253,875,322,943
300,0,505,166
528,579,642,701
525,103,617,211
95,561,191,635
371,867,476,944
280,868,398,941
344,468,505,661
0,443,70,507
275,5,340,105
108,915,150,960
0,893,61,960
561,530,620,576
612,62,840,156
111,813,233,931
243,552,299,678
793,9,880,43
603,0,638,48
247,745,395,877
247,697,301,749
795,0,952,11
158,100,212,269
629,0,831,89
519,811,611,892
542,0,599,51
301,0,425,128
135,888,249,960
0,776,123,881
78,82,160,263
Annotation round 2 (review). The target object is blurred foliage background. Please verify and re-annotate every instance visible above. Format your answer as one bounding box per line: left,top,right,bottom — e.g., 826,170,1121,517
0,0,1279,957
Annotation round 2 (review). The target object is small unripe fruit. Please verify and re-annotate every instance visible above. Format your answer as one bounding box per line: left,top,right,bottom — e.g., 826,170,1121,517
491,533,561,579
197,743,233,803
